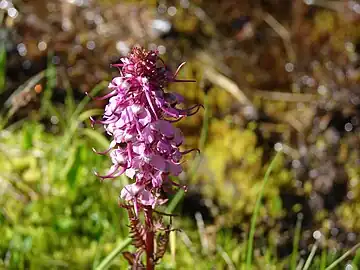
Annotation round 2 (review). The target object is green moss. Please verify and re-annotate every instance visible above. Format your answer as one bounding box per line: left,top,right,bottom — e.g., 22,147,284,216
193,119,292,228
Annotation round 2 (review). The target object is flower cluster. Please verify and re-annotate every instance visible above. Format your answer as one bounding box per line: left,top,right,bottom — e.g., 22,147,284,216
91,47,200,213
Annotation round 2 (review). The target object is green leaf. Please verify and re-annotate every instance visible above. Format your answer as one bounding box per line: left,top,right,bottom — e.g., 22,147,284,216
270,195,282,216
58,143,86,189
95,238,132,270
45,53,56,97
22,125,34,150
72,81,108,118
78,109,103,123
66,145,82,188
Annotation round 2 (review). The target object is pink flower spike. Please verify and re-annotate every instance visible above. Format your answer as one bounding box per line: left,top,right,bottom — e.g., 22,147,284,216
92,46,201,222
91,47,203,268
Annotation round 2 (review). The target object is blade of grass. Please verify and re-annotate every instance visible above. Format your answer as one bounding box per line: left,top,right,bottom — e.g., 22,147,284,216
245,151,281,270
40,54,68,129
47,104,66,130
0,112,12,130
303,241,318,270
353,248,360,266
78,109,103,123
63,71,75,120
72,81,108,118
41,53,57,115
291,213,303,270
217,245,236,270
81,129,110,150
0,42,6,93
92,236,107,270
60,108,103,150
325,242,360,270
241,237,248,269
320,248,327,270
170,230,176,266
266,230,277,266
166,189,184,213
95,238,132,270
198,92,210,151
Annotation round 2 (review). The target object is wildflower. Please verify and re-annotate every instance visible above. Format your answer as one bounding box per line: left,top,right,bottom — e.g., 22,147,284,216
91,47,200,269
91,47,199,206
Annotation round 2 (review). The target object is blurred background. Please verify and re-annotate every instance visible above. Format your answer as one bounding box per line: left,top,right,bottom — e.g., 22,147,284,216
1,0,360,269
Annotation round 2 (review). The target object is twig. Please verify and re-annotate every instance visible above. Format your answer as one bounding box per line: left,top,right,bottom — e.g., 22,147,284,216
195,212,208,254
4,71,45,109
303,241,319,270
217,245,236,270
202,66,256,110
179,231,196,254
296,258,305,270
254,90,317,102
263,12,296,63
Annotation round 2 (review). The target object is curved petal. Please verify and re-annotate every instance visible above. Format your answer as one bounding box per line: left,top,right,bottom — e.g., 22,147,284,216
148,154,167,172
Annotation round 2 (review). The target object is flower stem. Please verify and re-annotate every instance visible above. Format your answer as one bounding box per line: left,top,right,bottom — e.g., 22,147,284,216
145,209,155,270
95,238,132,270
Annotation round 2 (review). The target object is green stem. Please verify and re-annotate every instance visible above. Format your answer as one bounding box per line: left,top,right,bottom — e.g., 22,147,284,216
325,242,360,270
166,189,185,213
291,213,303,270
245,151,281,270
95,238,132,270
303,241,318,270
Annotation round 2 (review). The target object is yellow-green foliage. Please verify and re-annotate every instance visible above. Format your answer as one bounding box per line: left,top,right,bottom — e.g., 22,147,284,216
337,146,360,231
170,63,293,228
196,119,291,227
0,123,132,269
0,121,292,270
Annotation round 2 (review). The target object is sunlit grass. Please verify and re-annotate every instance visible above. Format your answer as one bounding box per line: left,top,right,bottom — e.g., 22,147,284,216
1,63,360,269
